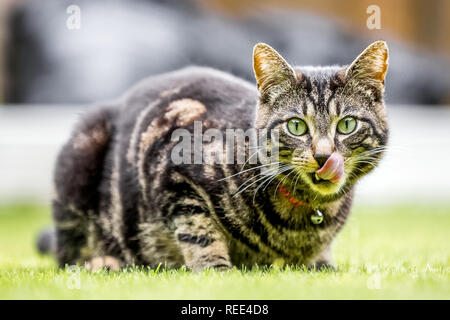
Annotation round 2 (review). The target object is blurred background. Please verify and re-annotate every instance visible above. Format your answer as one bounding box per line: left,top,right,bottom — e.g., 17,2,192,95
0,0,449,205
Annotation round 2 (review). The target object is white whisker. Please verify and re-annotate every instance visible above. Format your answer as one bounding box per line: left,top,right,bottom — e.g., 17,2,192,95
218,162,282,181
232,164,291,198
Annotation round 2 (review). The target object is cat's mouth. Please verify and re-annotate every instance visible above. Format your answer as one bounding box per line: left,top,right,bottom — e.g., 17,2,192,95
305,172,343,196
315,153,345,183
311,172,325,183
310,172,334,186
304,153,345,193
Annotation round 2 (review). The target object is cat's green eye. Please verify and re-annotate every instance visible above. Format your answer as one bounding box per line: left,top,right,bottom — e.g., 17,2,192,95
337,117,357,134
287,118,308,136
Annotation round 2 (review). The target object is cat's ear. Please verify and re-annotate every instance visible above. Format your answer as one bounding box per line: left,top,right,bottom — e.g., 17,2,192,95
253,43,297,96
345,41,389,88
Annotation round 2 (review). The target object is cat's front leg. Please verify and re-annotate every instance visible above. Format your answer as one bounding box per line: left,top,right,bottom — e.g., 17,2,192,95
310,246,336,271
174,214,232,272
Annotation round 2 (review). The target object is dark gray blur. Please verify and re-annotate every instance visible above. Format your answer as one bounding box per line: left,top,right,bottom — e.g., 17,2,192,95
6,0,450,105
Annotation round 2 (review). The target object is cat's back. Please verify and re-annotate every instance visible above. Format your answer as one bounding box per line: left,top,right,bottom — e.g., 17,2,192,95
104,67,258,260
117,66,258,133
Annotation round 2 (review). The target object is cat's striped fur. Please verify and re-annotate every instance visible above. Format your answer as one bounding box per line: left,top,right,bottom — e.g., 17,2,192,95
51,42,389,271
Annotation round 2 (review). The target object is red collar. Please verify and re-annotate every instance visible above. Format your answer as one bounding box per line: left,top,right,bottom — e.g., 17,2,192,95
278,185,308,207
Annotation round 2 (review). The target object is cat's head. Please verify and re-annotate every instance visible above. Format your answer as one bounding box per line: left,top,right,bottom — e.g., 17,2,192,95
253,41,389,202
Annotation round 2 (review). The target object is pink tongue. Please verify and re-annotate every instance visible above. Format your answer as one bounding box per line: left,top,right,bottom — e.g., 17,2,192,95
315,153,344,183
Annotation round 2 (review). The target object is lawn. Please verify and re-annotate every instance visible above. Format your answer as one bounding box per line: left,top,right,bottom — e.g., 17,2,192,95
0,203,449,299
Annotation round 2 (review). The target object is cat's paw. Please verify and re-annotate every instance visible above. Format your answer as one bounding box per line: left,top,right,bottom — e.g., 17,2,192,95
190,263,232,272
308,261,336,272
86,256,121,272
211,264,232,272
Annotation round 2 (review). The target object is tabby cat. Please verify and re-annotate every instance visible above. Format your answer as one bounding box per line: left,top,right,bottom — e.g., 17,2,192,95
49,41,389,271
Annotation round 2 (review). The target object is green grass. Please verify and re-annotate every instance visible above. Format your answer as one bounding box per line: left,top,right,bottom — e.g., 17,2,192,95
0,203,449,299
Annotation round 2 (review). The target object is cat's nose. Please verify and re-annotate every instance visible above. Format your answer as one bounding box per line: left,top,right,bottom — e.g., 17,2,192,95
314,154,330,168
